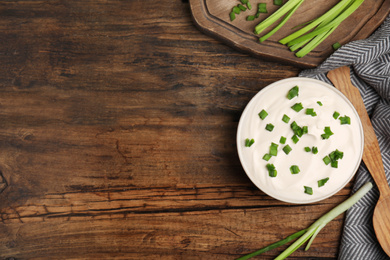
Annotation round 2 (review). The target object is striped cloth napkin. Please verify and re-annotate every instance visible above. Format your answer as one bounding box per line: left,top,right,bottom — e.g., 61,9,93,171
299,15,390,260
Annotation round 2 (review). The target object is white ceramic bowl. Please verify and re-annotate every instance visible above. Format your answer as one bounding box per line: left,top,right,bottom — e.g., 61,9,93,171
237,77,364,204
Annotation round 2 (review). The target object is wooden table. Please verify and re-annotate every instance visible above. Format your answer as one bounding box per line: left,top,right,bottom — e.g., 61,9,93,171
0,1,353,259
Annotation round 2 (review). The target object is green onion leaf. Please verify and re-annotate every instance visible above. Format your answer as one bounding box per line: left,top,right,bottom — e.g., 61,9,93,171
259,109,268,120
263,153,272,161
287,86,299,99
273,182,373,260
290,165,300,174
318,177,329,187
329,149,343,161
331,160,338,168
233,6,241,14
312,146,318,154
291,102,304,112
305,108,317,116
266,163,277,177
247,15,255,21
230,12,236,21
240,0,248,4
245,138,255,147
304,147,311,152
238,4,247,11
269,142,279,156
283,145,292,155
304,186,313,195
236,229,308,260
339,115,351,125
254,0,303,35
279,136,287,144
282,114,290,123
266,123,275,131
333,111,340,119
279,0,365,57
321,126,333,139
258,3,268,13
247,2,252,10
291,121,307,137
274,0,283,6
317,101,323,106
332,42,342,50
323,155,331,165
292,135,299,144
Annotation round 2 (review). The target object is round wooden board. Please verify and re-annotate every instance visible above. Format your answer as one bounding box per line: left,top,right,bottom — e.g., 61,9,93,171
190,0,390,68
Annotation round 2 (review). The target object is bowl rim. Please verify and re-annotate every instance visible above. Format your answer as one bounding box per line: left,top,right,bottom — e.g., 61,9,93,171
236,77,364,204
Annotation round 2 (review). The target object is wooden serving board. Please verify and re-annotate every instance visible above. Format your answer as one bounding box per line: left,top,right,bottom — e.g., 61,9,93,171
190,0,390,68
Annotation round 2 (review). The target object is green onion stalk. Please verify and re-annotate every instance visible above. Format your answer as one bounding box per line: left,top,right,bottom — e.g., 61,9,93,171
279,0,365,57
236,181,373,260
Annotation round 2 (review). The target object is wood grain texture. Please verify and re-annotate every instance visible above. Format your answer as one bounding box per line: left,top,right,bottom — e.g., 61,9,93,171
190,0,390,68
0,0,354,259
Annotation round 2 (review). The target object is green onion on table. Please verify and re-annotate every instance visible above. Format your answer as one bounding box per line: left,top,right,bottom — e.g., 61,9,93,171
236,182,373,260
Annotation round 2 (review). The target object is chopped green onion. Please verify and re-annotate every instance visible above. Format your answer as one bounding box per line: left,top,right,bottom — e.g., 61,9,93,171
266,123,275,131
323,149,344,168
291,102,304,112
321,126,333,139
331,160,338,168
230,12,236,21
283,145,292,155
247,15,255,21
287,86,299,100
318,177,329,187
282,114,290,123
291,121,307,137
302,125,308,134
269,142,279,156
274,0,283,6
258,3,268,13
312,146,318,154
290,165,300,174
317,101,323,106
305,108,317,116
266,163,277,177
238,4,247,11
259,109,268,120
329,149,344,161
246,1,252,10
233,6,241,14
240,0,248,4
332,42,342,50
323,155,331,165
333,111,340,119
304,147,311,152
245,138,255,147
263,153,272,161
304,186,313,195
292,135,299,144
279,136,287,144
339,115,351,125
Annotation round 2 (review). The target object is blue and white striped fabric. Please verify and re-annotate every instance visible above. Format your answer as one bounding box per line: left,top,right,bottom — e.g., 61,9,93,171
299,15,390,260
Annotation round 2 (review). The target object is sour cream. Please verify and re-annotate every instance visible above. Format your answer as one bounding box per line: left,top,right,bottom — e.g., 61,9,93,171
237,78,363,204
